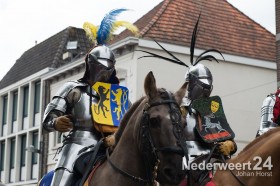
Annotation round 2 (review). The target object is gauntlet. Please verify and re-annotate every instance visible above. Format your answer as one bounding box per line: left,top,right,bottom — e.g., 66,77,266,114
54,115,73,132
104,134,116,147
217,140,236,156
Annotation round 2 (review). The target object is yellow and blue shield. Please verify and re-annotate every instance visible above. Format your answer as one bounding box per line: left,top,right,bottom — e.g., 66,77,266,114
92,82,129,127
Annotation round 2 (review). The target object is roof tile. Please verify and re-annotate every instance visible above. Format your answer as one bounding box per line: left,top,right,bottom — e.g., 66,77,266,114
112,0,275,62
0,27,93,89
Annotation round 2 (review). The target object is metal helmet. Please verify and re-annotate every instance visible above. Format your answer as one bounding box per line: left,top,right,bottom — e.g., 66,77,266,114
83,45,116,84
81,9,139,85
185,64,213,100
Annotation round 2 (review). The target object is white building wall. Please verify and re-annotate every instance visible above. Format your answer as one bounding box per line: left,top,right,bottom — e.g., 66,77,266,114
0,69,48,186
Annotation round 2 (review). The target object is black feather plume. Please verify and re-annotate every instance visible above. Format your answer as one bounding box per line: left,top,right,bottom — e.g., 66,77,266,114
153,40,185,64
137,50,188,67
137,14,224,69
194,49,224,66
190,15,224,66
190,15,200,65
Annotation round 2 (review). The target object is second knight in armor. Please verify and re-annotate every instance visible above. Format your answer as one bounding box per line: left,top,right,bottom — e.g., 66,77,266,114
182,63,237,166
137,17,237,167
180,17,237,168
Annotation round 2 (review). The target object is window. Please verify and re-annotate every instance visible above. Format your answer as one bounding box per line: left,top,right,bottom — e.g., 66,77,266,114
2,95,8,125
23,86,29,118
2,95,8,136
34,82,41,114
20,135,26,167
0,141,5,172
56,132,63,145
20,135,26,180
32,132,38,164
9,138,15,183
12,91,18,122
10,138,15,169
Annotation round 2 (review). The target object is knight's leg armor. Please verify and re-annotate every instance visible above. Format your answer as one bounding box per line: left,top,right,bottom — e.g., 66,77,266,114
50,131,98,186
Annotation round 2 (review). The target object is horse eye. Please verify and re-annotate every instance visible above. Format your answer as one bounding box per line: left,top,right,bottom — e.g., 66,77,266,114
149,117,161,128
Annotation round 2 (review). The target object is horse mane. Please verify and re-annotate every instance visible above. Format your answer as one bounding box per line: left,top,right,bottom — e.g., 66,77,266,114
114,96,146,147
238,127,280,155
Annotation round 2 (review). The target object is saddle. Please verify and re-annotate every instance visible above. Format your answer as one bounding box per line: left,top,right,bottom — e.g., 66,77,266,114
74,140,106,186
39,140,108,186
184,144,226,186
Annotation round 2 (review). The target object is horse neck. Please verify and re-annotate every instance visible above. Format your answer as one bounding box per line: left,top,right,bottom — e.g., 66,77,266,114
214,128,280,185
239,127,280,156
109,101,147,180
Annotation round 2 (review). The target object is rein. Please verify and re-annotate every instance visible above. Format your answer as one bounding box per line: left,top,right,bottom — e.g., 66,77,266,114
191,144,246,186
106,90,187,185
106,148,150,184
140,91,187,183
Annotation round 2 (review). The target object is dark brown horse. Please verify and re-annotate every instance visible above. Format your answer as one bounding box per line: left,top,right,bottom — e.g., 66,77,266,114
87,71,188,186
182,127,280,186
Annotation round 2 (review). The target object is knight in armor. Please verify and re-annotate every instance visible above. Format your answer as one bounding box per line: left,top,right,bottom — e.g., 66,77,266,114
182,63,237,165
138,16,237,185
42,9,138,186
180,18,237,172
256,89,280,137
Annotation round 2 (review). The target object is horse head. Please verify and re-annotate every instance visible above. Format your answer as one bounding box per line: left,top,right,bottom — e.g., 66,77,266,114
136,71,188,185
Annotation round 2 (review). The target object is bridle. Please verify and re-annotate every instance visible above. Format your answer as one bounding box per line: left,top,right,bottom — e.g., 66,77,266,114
107,89,188,185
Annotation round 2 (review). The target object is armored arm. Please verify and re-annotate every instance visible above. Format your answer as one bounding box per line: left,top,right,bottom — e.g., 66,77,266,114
42,92,68,132
42,81,85,132
43,110,64,132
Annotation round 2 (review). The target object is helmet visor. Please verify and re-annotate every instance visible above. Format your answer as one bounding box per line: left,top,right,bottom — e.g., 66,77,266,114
98,58,114,69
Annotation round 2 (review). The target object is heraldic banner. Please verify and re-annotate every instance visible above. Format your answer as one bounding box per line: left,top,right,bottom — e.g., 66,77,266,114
192,96,235,143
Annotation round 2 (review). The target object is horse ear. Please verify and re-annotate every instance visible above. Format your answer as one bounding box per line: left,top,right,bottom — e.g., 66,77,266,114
174,82,188,104
144,71,157,100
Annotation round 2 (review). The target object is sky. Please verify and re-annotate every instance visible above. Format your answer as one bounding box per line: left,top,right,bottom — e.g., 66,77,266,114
0,0,276,81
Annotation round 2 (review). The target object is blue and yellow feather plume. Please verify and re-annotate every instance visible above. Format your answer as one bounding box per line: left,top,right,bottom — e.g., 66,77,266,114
97,8,128,45
83,22,98,43
83,8,139,45
112,21,139,37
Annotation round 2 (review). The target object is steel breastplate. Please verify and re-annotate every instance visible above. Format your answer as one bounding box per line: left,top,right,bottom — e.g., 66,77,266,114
260,95,276,130
70,90,98,130
257,94,277,136
184,110,211,165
